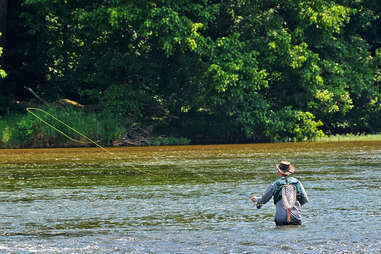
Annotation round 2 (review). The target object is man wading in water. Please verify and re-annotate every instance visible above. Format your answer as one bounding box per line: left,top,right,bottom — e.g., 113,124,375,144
251,161,309,226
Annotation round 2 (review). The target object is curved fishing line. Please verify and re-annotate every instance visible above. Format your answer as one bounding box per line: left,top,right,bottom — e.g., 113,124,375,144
27,107,110,153
26,107,150,175
27,107,217,183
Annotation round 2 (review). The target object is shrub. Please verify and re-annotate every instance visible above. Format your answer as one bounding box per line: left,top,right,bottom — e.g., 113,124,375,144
151,136,191,146
265,107,325,142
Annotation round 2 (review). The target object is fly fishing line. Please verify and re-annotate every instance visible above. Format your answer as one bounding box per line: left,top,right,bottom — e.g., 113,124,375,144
26,107,151,175
27,108,98,146
26,107,218,182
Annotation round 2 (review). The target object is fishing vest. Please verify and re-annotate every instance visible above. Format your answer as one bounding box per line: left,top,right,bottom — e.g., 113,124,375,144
273,177,302,205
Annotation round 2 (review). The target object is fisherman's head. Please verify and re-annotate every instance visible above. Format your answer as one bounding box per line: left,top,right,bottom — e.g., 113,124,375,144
277,161,295,176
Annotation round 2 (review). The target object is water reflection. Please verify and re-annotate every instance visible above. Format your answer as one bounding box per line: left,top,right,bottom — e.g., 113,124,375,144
0,141,380,253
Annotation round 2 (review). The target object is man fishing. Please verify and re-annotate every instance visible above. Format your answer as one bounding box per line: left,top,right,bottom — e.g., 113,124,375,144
251,161,309,226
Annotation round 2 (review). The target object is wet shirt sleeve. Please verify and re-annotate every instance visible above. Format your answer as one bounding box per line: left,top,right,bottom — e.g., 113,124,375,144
298,181,309,206
256,183,275,204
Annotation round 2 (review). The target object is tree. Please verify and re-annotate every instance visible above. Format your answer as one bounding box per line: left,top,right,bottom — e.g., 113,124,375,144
3,0,381,142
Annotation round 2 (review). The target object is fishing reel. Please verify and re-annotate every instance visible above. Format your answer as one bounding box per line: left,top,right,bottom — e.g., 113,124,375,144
256,203,262,209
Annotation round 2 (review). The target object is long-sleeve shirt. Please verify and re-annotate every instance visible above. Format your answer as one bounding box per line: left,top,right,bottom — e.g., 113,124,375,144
256,178,309,225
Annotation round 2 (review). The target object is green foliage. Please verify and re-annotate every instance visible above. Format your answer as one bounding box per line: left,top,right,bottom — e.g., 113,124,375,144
151,136,191,146
100,83,152,120
267,108,324,142
0,114,34,147
1,127,10,144
0,106,193,148
2,0,381,146
14,117,34,144
302,2,354,34
0,70,6,79
0,33,5,79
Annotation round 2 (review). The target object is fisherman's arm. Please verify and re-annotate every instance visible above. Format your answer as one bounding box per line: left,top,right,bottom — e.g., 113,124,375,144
298,181,309,206
251,183,275,205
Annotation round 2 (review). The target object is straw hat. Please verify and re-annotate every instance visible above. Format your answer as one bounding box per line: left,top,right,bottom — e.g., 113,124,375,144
277,161,295,176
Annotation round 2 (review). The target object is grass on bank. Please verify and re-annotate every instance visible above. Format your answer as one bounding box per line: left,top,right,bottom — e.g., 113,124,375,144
1,106,380,148
316,133,381,142
0,106,190,148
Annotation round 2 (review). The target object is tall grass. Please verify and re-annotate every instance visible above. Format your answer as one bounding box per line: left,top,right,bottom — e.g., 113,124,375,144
0,106,191,148
316,133,381,142
0,106,126,148
3,106,379,148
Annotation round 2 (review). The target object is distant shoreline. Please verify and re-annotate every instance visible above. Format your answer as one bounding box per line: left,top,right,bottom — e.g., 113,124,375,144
315,133,381,142
1,133,380,149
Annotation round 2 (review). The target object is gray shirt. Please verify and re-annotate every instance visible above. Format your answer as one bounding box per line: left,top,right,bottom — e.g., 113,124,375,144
256,178,309,224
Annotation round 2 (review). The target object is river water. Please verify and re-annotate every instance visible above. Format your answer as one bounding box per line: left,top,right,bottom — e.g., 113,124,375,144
0,142,380,253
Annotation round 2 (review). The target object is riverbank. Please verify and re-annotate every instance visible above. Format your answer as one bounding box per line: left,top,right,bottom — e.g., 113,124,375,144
1,106,380,148
0,106,190,149
315,133,381,142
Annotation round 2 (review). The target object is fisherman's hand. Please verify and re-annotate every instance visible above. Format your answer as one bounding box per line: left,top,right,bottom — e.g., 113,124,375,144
251,196,262,209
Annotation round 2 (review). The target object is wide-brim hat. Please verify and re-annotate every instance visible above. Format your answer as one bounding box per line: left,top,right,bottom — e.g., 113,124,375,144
277,161,295,176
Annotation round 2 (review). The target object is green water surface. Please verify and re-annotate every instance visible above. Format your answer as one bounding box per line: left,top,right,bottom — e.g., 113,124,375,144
0,142,380,253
